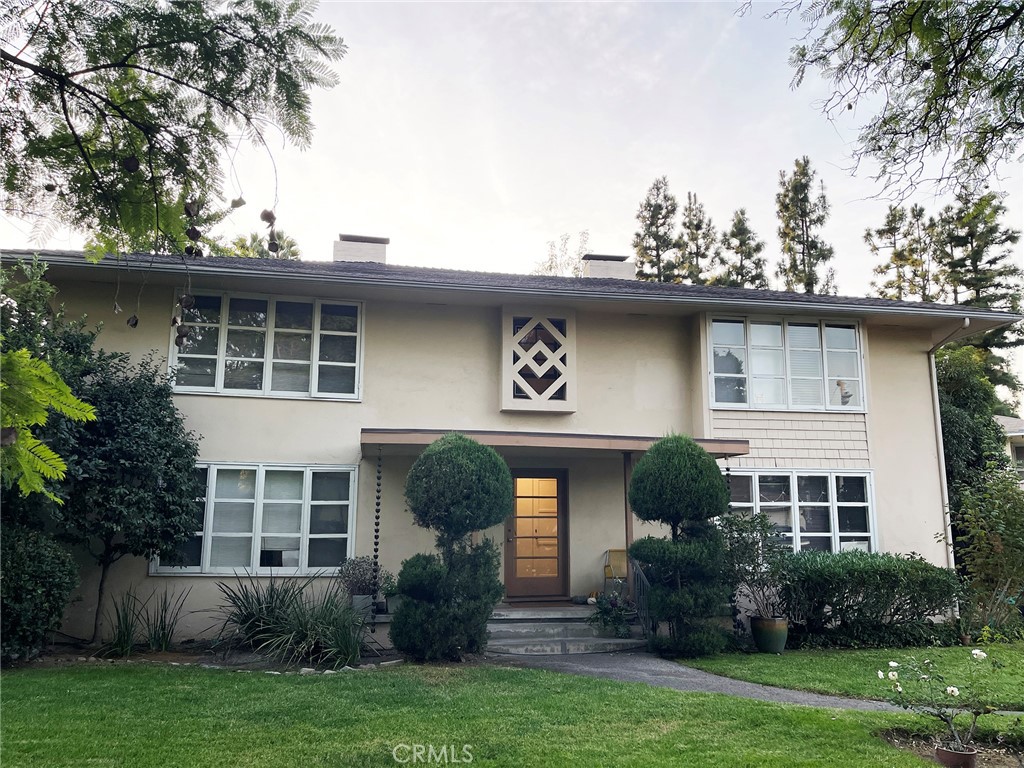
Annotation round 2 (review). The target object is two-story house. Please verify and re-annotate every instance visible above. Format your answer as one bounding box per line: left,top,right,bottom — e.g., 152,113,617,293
6,238,1019,641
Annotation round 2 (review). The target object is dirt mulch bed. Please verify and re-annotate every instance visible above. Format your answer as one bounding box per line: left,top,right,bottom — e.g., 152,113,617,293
883,730,1023,767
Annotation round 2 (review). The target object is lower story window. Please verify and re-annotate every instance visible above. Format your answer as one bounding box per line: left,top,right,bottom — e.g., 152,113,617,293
725,470,873,553
155,464,356,574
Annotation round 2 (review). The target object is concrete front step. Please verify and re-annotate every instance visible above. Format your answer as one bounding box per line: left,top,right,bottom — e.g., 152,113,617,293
488,621,643,641
487,637,646,655
490,606,595,622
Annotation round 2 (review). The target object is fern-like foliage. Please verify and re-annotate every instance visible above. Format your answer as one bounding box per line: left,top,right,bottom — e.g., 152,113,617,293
0,347,97,501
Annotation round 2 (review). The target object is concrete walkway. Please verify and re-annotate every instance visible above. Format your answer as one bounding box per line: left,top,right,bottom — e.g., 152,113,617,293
490,649,898,712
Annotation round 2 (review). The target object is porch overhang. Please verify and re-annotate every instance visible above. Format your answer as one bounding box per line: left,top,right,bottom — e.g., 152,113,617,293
360,428,749,459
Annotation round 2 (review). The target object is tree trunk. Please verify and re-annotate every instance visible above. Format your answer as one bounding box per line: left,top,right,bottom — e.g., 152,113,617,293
90,559,112,646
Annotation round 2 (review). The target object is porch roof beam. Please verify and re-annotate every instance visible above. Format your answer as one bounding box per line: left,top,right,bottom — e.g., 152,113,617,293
360,428,749,458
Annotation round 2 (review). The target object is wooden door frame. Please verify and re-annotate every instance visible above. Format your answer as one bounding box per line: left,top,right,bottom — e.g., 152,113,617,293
504,469,570,601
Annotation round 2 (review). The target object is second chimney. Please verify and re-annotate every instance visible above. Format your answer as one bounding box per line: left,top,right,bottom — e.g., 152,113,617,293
581,253,634,279
333,234,389,264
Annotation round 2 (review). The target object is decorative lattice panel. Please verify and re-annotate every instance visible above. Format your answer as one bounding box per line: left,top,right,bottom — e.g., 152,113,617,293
502,310,576,412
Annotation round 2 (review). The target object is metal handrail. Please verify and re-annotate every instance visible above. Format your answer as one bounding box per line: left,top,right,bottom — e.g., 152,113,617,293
629,556,654,639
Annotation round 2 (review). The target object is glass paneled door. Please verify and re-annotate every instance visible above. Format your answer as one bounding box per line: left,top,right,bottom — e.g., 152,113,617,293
505,472,568,599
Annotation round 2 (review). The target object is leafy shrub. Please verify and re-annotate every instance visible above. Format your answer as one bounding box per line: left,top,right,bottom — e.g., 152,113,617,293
586,592,634,639
215,575,363,667
394,433,511,661
0,525,78,663
956,463,1024,632
404,433,513,551
781,550,962,647
390,541,504,661
337,555,396,597
719,510,790,618
627,436,730,658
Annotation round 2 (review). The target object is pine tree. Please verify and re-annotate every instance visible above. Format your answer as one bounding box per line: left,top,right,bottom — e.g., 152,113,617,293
714,209,769,289
868,205,944,302
633,177,680,283
774,157,834,294
932,192,1023,392
677,192,719,285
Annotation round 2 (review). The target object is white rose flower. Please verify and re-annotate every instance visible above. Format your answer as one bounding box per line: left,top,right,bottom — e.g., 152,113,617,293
888,661,899,668
888,671,899,680
972,649,987,660
946,686,960,697
877,670,884,679
895,684,903,693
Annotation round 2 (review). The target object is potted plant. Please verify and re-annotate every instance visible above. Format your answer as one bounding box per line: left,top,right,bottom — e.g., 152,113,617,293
585,591,635,639
721,510,790,653
881,649,1000,768
338,557,395,614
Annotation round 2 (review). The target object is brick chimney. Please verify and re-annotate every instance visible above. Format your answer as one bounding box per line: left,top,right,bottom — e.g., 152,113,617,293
581,253,634,279
333,234,389,264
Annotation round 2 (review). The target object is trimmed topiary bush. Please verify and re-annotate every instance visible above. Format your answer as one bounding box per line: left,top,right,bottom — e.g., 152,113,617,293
627,435,730,658
628,434,730,540
1,525,78,663
404,433,513,552
392,434,512,661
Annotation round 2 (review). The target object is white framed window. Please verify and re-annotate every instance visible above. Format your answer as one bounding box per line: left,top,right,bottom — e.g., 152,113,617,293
154,464,356,575
725,470,874,553
501,307,577,413
171,293,362,399
710,317,865,411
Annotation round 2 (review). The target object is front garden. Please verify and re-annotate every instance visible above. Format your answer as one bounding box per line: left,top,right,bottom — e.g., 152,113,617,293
0,662,996,768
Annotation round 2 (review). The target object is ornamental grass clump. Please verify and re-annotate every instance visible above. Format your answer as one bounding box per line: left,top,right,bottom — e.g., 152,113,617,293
880,648,1003,752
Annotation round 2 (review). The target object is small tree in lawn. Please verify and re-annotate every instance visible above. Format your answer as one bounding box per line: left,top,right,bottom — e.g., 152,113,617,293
390,433,512,661
51,356,204,644
627,435,730,657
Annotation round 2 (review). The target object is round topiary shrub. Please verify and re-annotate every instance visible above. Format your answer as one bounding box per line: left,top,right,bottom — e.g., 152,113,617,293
628,434,728,540
627,435,730,658
1,526,79,663
404,432,513,550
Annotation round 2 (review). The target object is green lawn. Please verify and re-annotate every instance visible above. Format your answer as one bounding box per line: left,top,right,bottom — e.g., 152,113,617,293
0,662,942,768
683,643,1024,711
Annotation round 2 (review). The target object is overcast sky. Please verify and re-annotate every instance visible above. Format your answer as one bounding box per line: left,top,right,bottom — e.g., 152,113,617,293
2,1,1022,382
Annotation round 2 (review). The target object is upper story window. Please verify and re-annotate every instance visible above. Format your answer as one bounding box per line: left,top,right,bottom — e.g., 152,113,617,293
154,464,356,575
710,317,864,411
501,308,577,413
171,293,361,399
726,470,874,553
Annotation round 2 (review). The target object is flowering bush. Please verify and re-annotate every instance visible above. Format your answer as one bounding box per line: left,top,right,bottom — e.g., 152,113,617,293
880,649,1003,751
586,592,635,639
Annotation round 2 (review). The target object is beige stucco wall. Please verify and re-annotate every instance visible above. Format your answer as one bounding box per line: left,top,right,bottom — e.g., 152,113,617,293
864,325,949,567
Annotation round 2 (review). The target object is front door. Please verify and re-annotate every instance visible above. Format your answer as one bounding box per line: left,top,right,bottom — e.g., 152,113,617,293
504,472,568,599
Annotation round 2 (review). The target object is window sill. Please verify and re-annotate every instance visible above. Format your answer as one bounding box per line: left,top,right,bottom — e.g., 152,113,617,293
149,567,342,577
172,389,362,403
711,404,867,415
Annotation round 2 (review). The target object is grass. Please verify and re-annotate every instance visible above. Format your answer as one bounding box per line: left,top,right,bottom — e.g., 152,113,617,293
683,643,1024,711
0,662,951,768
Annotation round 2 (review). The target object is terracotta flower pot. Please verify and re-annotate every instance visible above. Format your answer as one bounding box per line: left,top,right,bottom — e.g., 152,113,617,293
935,745,977,768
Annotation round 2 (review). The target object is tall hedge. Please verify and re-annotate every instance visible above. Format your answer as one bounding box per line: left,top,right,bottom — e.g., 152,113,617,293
1,526,79,663
627,435,730,657
392,433,512,661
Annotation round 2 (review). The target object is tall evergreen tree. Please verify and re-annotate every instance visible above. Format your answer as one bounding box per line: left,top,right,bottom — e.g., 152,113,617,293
714,209,769,289
774,157,834,294
633,177,680,283
868,205,945,302
676,192,719,285
932,192,1023,393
